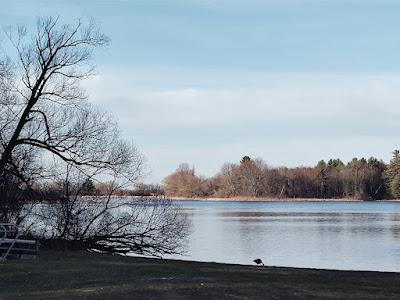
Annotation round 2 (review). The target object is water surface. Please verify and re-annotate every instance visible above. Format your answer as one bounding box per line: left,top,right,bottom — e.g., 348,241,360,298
168,201,400,272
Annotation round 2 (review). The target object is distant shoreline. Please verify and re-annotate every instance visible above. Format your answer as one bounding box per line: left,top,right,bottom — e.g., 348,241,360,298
169,196,400,202
99,195,400,203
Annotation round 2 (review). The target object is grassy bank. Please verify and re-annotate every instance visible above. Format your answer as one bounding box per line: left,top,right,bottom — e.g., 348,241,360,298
1,251,400,299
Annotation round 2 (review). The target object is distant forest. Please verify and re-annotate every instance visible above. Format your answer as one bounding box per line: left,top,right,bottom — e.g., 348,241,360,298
35,150,400,201
162,151,400,200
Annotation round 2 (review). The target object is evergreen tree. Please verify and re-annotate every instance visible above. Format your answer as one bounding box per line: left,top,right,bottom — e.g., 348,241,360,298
241,156,251,164
386,150,400,198
315,160,327,197
327,158,344,169
390,174,400,198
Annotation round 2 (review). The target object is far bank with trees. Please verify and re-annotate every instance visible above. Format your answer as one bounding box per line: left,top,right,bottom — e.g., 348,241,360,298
163,151,400,200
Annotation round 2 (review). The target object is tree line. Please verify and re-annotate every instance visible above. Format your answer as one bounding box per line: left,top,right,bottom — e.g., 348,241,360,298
163,152,400,200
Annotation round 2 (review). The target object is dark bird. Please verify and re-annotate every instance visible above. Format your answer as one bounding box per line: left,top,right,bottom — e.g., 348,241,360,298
253,258,264,266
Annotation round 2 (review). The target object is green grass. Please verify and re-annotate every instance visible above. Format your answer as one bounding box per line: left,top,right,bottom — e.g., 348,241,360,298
1,251,400,299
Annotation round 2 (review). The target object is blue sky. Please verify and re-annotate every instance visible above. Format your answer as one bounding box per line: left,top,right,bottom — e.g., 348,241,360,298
2,1,400,182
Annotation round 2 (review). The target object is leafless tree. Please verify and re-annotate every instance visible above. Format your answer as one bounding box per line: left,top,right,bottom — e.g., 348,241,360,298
0,17,190,255
237,158,265,197
28,165,189,256
0,17,135,219
163,163,202,198
214,163,241,197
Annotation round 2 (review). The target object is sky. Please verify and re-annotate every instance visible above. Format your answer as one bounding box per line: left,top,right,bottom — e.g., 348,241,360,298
1,0,400,183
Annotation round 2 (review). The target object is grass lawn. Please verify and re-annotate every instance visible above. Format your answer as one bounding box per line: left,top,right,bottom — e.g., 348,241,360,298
1,251,400,299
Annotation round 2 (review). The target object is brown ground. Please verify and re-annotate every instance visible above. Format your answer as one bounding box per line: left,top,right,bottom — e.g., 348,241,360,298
1,251,400,299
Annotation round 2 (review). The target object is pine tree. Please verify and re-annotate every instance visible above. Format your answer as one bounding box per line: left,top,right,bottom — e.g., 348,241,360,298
386,150,400,198
390,174,400,198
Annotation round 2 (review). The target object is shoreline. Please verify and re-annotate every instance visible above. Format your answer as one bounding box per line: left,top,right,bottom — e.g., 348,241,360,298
169,196,400,202
1,251,400,299
157,255,398,273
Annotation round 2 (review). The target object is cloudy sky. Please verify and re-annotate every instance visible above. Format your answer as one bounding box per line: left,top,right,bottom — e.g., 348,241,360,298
1,1,400,182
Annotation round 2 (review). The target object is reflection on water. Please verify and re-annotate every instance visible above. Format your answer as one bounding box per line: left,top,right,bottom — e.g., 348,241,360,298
167,201,400,272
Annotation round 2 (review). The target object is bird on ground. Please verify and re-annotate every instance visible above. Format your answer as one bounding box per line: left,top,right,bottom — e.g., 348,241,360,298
253,258,264,266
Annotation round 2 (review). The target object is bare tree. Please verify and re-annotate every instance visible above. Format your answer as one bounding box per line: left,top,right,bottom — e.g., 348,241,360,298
29,165,189,256
0,17,190,256
163,163,202,198
0,17,137,220
215,163,241,197
237,157,265,197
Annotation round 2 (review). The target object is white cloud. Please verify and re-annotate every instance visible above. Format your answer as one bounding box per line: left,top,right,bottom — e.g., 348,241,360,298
83,67,400,182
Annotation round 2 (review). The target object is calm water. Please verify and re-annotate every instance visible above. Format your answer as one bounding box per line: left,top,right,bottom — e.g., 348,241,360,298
168,201,400,272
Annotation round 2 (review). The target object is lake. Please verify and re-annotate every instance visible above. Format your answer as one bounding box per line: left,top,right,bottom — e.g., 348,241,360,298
167,201,400,272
